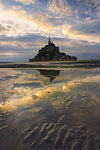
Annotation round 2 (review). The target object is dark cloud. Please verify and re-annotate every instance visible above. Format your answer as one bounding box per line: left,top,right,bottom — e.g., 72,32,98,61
75,20,100,35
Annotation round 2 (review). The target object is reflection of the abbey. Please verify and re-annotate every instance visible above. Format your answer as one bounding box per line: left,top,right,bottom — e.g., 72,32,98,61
38,69,60,82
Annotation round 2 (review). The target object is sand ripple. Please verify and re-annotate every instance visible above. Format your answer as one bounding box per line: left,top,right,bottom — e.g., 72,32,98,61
21,115,100,150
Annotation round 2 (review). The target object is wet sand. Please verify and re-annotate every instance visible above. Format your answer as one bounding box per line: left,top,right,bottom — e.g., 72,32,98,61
0,68,100,150
0,60,100,69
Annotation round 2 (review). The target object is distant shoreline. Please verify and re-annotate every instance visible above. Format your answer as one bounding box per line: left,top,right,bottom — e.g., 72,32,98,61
0,60,100,69
0,62,14,63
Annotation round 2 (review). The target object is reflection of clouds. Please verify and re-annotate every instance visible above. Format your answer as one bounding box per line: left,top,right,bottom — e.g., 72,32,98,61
62,82,80,93
0,92,34,111
52,82,82,109
84,74,100,83
0,81,80,112
0,68,100,144
0,68,100,114
35,87,57,99
0,87,38,111
27,107,42,113
0,85,57,111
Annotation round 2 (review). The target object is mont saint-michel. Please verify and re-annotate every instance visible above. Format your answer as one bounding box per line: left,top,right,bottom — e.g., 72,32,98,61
29,38,77,62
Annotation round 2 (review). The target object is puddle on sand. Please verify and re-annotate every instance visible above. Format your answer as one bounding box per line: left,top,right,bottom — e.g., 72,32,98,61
0,68,100,150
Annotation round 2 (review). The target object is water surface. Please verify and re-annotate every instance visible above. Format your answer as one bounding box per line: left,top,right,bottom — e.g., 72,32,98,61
0,68,100,150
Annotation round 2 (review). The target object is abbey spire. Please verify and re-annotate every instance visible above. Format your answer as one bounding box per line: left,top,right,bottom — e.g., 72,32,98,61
48,37,51,45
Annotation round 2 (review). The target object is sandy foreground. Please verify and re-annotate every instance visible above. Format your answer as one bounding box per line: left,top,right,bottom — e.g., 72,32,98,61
0,67,100,150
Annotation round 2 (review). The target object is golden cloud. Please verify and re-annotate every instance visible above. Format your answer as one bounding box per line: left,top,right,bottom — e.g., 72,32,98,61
62,24,93,40
0,5,56,37
62,23,100,43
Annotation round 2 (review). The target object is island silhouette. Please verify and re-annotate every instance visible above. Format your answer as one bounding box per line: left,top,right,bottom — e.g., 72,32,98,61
29,37,77,62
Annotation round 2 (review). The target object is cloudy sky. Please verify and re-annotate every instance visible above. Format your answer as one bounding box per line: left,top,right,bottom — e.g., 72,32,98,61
0,0,100,62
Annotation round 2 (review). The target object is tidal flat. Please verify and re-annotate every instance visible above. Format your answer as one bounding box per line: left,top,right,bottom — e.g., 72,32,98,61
0,67,100,150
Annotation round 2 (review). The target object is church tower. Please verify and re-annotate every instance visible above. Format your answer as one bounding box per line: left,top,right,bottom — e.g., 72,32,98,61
48,37,51,45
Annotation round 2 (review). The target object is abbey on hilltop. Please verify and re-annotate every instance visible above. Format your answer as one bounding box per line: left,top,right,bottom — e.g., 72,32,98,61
29,37,77,62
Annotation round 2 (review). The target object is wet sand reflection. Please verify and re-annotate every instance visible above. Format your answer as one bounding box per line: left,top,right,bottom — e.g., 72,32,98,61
0,68,100,150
